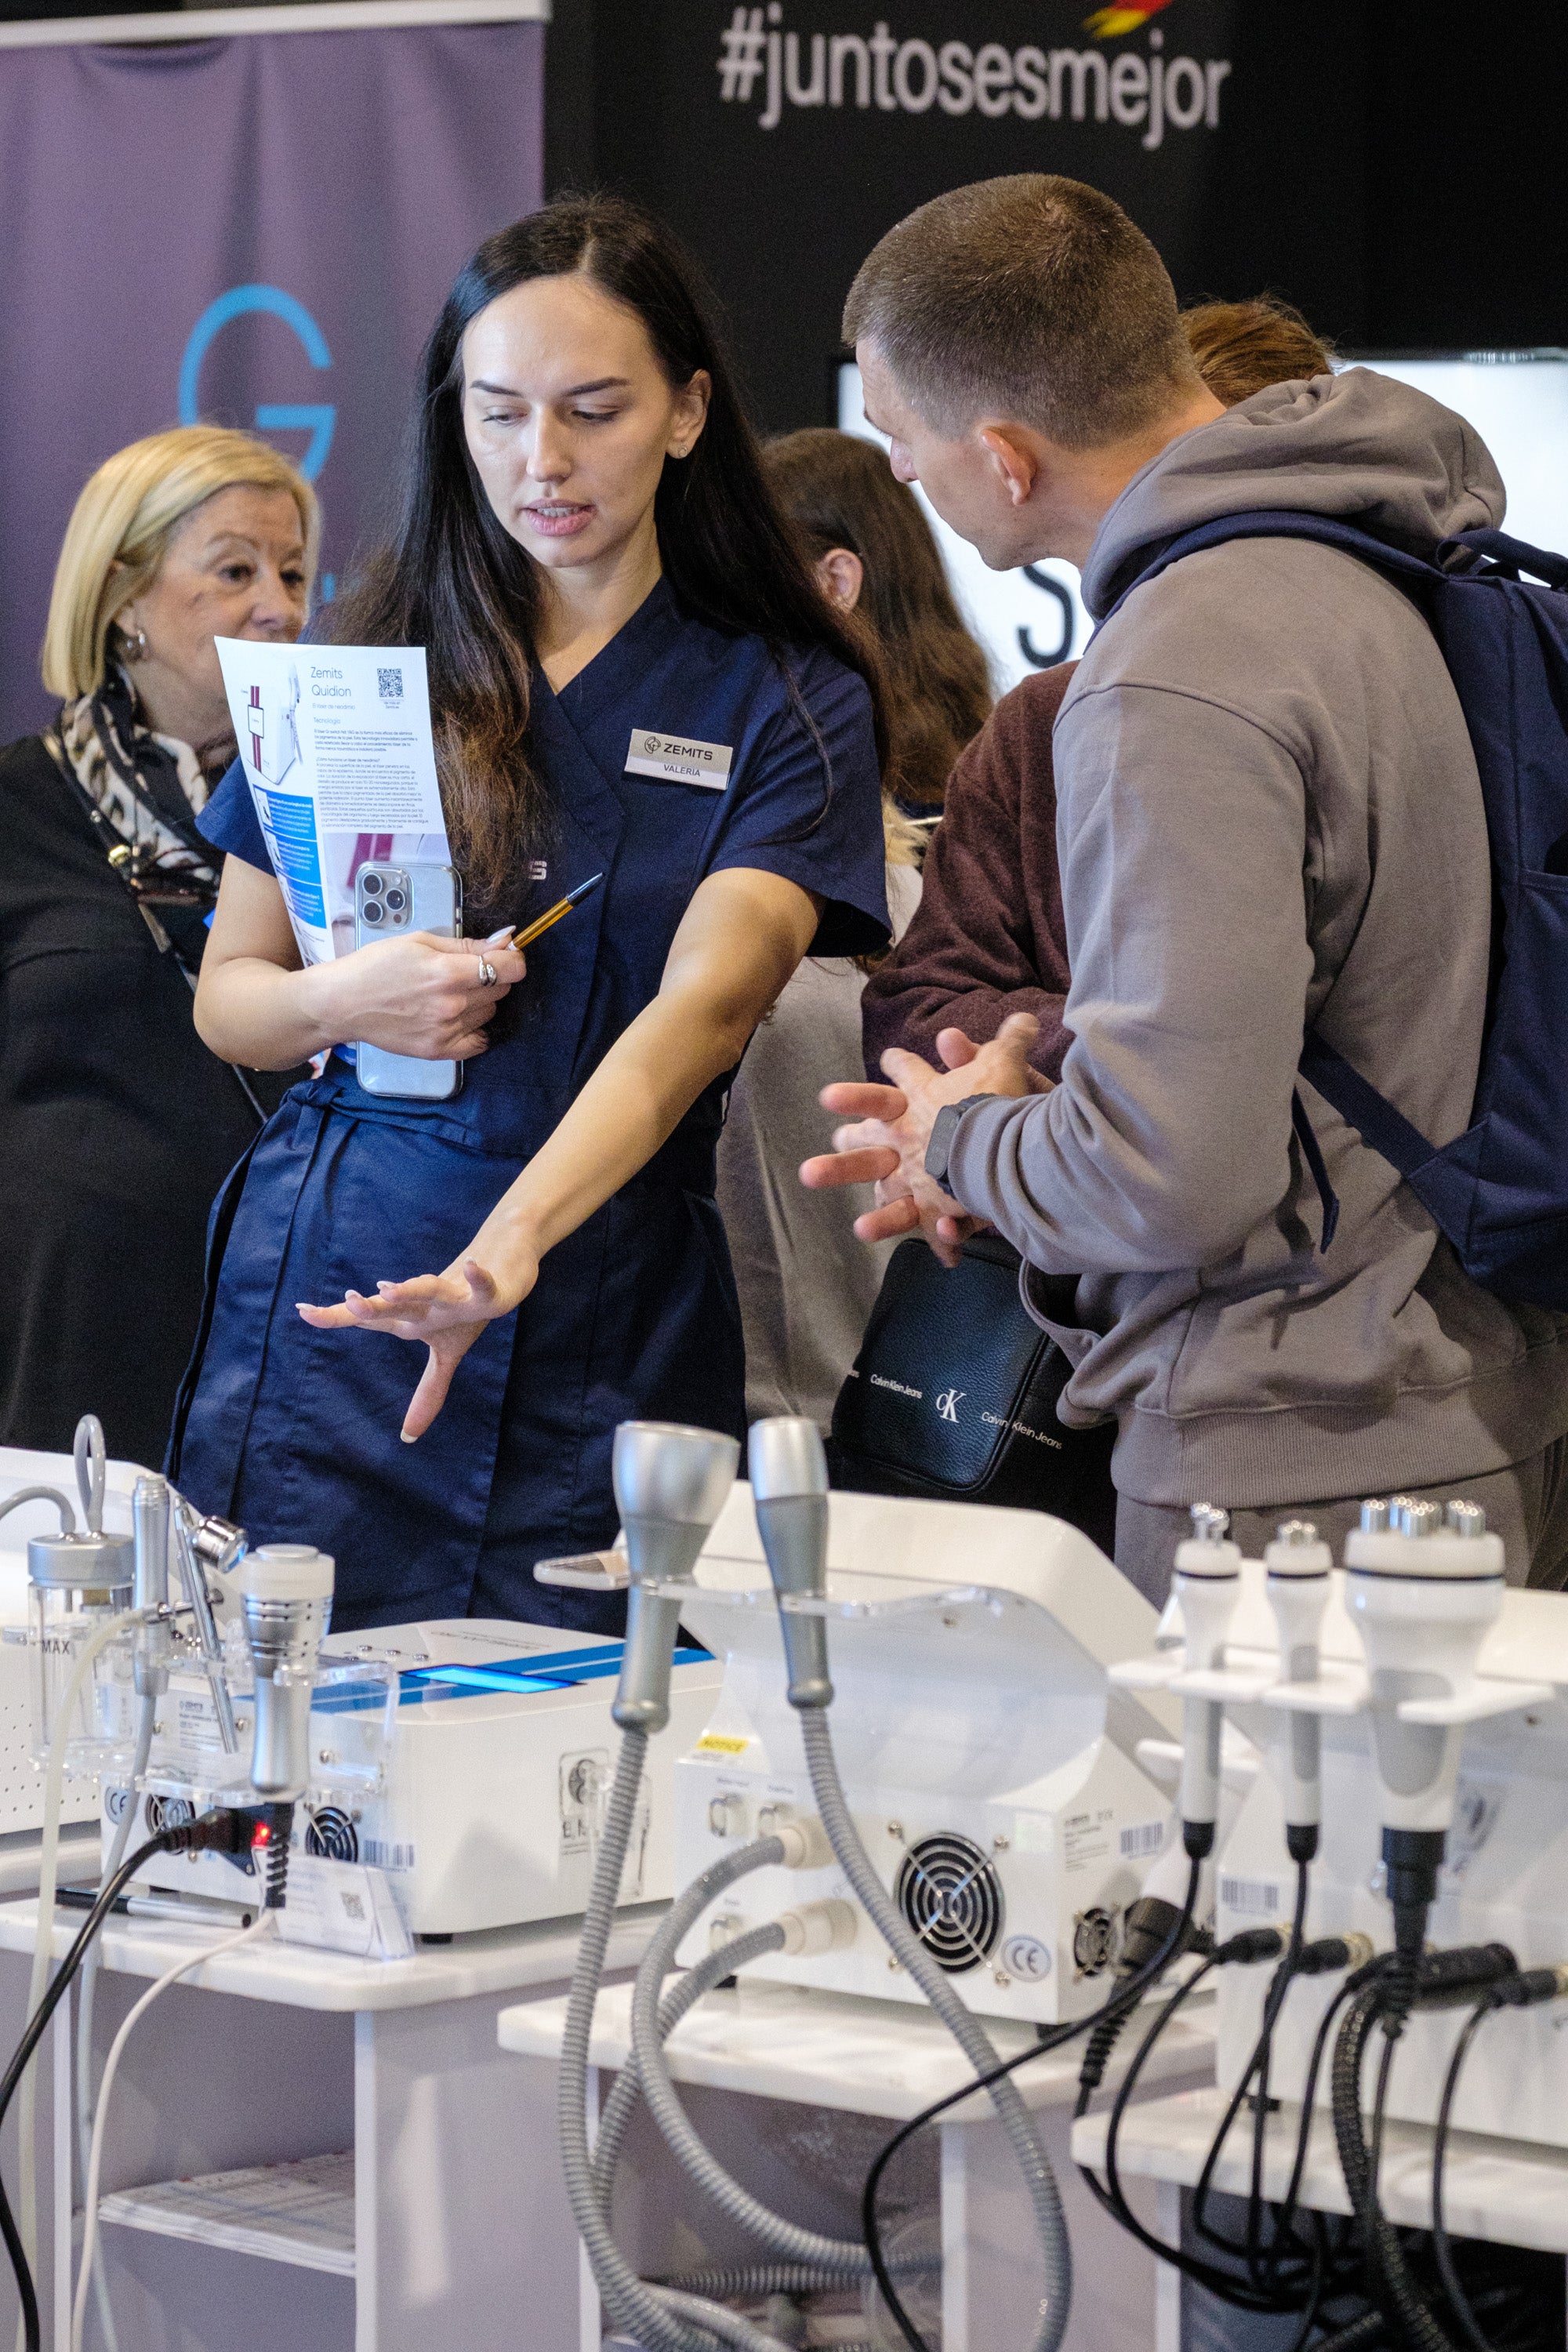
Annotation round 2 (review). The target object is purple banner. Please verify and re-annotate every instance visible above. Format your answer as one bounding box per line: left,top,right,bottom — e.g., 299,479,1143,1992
0,15,544,738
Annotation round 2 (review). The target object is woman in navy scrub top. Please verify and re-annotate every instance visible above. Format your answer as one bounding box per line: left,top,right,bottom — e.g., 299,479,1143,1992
174,198,888,1634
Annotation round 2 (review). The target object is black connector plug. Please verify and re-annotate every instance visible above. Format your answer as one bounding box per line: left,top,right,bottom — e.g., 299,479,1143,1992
156,1805,295,1907
1410,1944,1518,2010
1489,1964,1568,2009
1294,1931,1377,1977
1215,1926,1285,1966
162,1807,252,1857
1117,1894,1211,1980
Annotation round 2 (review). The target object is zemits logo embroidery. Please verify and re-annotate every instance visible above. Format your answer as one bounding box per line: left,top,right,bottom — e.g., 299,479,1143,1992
717,6,1229,147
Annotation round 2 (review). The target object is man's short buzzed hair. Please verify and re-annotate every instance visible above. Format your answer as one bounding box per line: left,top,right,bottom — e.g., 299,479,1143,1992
844,175,1203,449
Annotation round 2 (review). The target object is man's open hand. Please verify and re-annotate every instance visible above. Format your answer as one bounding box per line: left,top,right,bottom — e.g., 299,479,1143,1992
799,1012,1044,1266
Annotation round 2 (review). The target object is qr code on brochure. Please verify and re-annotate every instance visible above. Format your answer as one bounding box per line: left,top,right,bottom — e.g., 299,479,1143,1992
377,666,404,707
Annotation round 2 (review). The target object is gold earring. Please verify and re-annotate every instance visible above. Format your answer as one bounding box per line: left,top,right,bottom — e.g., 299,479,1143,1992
120,626,148,663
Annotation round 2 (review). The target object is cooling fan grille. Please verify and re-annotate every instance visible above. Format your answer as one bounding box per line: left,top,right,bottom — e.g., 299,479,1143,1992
895,1831,1004,1973
304,1806,360,1864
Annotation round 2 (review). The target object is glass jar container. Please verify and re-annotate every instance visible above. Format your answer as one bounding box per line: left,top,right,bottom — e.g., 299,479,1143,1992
28,1526,136,1767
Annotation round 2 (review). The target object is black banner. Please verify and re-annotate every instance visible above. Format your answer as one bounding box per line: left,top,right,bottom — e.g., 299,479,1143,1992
575,0,1367,430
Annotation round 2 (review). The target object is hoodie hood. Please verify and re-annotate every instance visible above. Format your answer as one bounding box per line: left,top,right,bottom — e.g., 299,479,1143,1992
1080,368,1507,619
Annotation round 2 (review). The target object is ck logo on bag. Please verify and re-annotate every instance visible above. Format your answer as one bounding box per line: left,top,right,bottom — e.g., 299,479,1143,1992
935,1388,965,1424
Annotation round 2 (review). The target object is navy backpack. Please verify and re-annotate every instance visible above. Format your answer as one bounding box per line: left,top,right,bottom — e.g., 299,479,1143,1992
1110,513,1568,1308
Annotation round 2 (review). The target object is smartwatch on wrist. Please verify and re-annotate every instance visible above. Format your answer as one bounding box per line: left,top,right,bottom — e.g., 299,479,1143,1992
924,1094,993,1193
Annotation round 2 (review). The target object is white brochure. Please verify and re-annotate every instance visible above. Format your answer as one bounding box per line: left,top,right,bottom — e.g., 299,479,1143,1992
216,637,452,963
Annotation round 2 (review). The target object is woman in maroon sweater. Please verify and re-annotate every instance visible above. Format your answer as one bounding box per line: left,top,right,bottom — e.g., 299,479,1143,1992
861,296,1334,1080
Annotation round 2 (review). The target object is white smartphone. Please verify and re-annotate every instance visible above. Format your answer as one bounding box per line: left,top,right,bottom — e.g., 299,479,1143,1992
354,862,464,1102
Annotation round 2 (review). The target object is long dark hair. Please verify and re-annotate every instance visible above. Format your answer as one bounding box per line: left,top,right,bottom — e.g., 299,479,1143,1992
325,195,886,903
763,430,991,811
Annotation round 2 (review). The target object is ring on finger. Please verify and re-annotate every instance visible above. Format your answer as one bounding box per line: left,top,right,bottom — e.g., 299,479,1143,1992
476,955,498,988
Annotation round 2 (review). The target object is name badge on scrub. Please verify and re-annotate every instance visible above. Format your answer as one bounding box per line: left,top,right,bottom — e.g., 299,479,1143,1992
626,728,733,790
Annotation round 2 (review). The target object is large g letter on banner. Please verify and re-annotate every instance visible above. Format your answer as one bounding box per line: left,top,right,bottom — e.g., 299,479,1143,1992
179,284,336,481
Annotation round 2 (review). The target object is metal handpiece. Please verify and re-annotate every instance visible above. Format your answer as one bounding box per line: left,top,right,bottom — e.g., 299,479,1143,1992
238,1546,334,1798
611,1422,739,1735
748,1418,833,1711
184,1509,247,1581
132,1474,172,1697
172,1510,238,1754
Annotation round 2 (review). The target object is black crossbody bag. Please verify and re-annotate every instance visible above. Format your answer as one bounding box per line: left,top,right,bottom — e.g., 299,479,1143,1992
828,1231,1116,1552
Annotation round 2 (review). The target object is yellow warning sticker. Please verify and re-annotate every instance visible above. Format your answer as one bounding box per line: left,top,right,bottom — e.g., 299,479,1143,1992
695,1733,751,1755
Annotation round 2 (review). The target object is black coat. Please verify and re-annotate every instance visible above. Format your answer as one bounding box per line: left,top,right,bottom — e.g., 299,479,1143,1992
0,731,286,1465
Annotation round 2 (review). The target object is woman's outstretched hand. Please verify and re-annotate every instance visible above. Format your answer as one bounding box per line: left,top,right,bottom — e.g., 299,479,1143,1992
296,1244,539,1440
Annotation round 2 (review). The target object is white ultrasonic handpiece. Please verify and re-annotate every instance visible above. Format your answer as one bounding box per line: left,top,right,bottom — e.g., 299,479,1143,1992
1342,1495,1504,1834
1265,1518,1333,1851
1174,1504,1243,1857
1343,1494,1504,1955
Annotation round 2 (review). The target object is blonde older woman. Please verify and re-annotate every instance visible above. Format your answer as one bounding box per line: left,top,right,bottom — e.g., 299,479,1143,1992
0,426,316,1461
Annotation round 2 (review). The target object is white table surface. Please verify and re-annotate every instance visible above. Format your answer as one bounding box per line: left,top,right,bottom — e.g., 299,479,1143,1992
499,1975,1215,2122
1072,2084,1568,2257
0,1893,666,2013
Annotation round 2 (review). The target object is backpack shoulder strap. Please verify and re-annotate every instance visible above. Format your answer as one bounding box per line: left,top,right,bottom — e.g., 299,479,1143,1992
1099,509,1444,624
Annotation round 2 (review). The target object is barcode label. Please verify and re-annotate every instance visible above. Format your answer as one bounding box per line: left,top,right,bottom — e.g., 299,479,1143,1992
1120,1820,1166,1861
363,1838,415,1872
1220,1875,1281,1918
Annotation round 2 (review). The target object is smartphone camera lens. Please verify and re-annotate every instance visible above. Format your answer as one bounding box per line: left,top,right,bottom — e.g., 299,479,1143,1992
361,873,383,897
384,888,408,914
362,901,385,926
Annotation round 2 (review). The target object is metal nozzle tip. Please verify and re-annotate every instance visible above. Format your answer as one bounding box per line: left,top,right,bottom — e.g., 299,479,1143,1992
748,1417,829,1503
1396,1499,1443,1540
1359,1498,1392,1533
1189,1503,1230,1543
1443,1499,1487,1537
1274,1518,1319,1546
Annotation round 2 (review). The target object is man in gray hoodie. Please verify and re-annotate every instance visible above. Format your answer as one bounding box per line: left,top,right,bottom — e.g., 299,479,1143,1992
802,174,1568,1597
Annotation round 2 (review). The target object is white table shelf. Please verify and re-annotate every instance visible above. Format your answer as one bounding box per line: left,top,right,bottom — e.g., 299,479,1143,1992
1072,2082,1568,2256
0,1893,666,2011
0,1893,667,2350
499,1975,1217,2120
99,2150,357,2278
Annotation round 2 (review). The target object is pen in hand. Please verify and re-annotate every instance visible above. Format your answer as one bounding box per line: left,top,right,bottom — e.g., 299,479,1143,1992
469,871,603,959
511,872,605,951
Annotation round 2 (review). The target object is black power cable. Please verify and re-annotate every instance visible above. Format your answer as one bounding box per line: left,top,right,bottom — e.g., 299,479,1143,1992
0,1807,259,2352
1083,1911,1382,2321
1082,1936,1338,2316
1188,1864,1310,2269
859,1857,1203,2352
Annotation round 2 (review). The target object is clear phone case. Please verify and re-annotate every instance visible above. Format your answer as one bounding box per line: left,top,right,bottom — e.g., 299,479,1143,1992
354,862,464,1101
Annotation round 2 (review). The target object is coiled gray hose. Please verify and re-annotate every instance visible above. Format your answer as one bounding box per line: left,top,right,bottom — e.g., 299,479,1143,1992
661,2264,870,2298
799,1708,1073,2352
593,1921,786,2207
628,1864,873,2276
557,1733,797,2352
